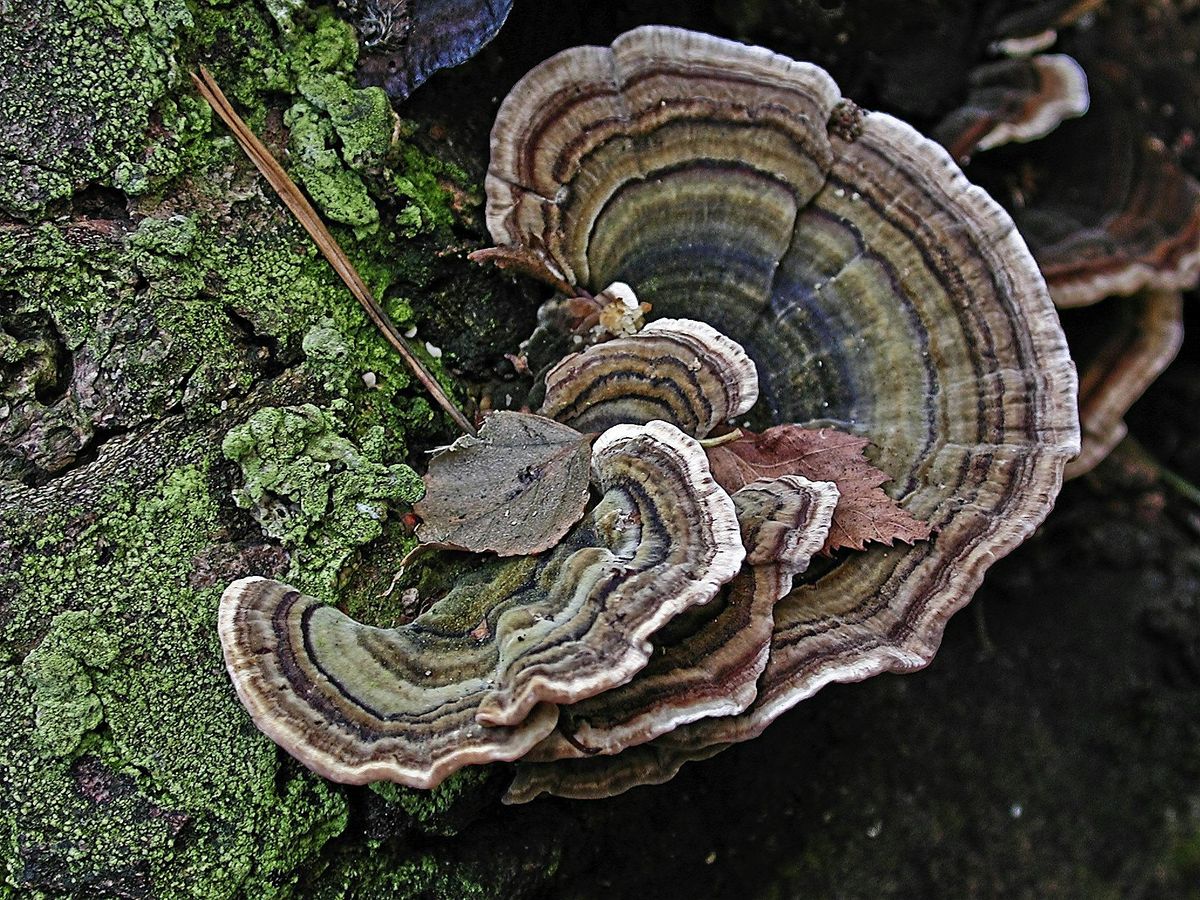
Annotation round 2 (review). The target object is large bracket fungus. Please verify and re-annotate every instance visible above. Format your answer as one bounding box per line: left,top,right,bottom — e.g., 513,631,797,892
484,26,1080,796
219,25,1080,799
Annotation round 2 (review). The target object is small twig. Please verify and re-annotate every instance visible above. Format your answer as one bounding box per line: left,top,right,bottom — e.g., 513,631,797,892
972,600,996,659
699,429,744,449
190,66,477,437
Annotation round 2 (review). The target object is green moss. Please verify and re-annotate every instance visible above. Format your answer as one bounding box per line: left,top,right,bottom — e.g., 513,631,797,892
1169,827,1200,894
369,767,492,836
275,13,399,231
2,451,351,897
187,0,291,115
131,214,207,297
312,852,494,900
0,0,193,217
222,403,423,594
391,142,481,239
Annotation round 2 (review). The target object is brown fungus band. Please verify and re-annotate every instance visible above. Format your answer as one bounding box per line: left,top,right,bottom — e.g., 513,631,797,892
965,0,1200,309
486,26,1080,798
218,419,743,788
1065,289,1184,479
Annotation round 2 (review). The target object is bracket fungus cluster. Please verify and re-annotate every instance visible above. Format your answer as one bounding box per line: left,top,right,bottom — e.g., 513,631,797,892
931,0,1199,475
220,26,1080,801
221,414,746,788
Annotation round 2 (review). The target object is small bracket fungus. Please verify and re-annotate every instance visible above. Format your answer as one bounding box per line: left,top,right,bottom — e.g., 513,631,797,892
539,316,759,437
935,54,1090,162
482,25,1079,797
218,419,743,787
991,0,1104,56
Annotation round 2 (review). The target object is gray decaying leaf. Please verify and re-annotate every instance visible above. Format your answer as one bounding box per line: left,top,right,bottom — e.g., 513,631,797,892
414,411,592,556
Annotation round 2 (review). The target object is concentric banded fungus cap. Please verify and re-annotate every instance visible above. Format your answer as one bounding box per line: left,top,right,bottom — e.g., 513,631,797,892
485,25,1079,761
218,419,743,788
524,475,838,763
935,54,1089,162
539,317,759,437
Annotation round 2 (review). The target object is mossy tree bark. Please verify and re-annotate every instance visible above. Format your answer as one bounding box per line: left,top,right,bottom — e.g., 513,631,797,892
0,0,545,895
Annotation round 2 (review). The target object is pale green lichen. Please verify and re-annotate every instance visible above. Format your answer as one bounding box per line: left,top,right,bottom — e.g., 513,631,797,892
274,9,397,230
0,0,193,216
2,455,350,896
22,611,120,758
222,403,424,593
285,99,381,229
299,74,396,171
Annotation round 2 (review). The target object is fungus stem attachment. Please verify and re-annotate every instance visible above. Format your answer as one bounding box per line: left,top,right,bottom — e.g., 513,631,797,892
190,66,477,437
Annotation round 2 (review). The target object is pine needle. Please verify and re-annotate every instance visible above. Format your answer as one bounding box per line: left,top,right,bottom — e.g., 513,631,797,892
190,66,477,437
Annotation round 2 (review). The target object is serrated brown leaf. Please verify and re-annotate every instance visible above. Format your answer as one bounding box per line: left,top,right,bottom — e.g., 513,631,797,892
706,425,932,553
414,411,593,556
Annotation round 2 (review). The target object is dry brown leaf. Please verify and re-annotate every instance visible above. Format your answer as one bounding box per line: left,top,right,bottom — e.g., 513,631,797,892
414,411,593,556
706,425,932,553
